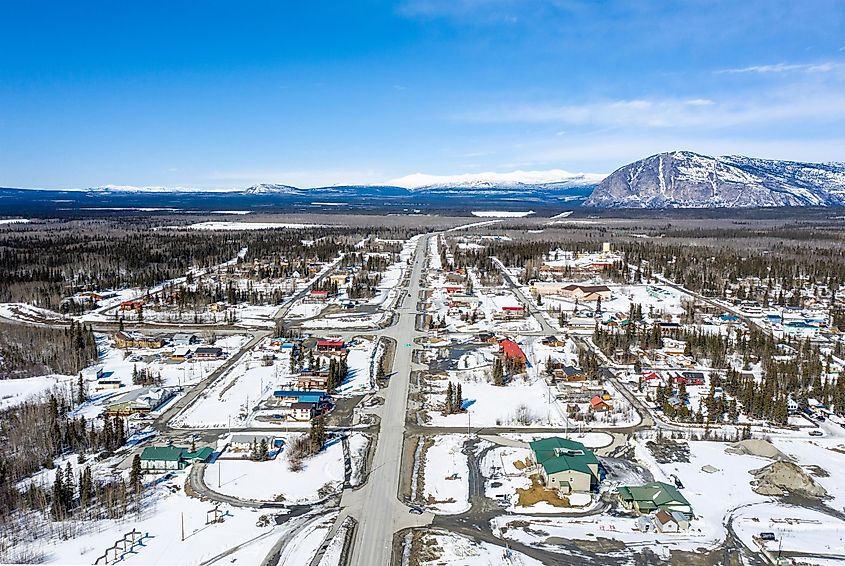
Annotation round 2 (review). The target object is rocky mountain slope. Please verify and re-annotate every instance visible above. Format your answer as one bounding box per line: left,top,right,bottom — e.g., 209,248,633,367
584,151,845,208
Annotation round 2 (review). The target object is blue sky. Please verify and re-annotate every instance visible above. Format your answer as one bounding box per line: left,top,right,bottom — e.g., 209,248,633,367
1,0,843,189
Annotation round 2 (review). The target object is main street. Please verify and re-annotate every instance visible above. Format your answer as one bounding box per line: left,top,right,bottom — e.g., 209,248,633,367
340,234,434,566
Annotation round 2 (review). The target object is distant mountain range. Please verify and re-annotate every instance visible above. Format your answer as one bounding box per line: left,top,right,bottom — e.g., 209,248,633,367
584,151,845,208
4,153,845,212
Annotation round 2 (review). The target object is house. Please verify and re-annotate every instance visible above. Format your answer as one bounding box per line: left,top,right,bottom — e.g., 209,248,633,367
171,333,197,346
476,332,497,344
194,346,224,360
229,434,275,452
139,445,213,471
561,366,586,382
617,481,693,517
94,379,123,392
170,346,192,361
680,371,706,386
493,305,525,320
328,273,348,286
449,294,480,307
530,437,600,495
114,331,165,349
589,395,612,412
119,300,145,311
559,284,612,302
653,510,690,533
787,396,799,414
541,335,566,347
499,339,527,363
81,365,105,381
316,339,345,353
297,374,329,391
308,290,330,302
105,387,175,416
288,402,318,421
444,286,464,294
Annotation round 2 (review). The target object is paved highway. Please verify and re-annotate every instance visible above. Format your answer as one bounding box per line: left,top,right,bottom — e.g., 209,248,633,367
341,234,433,566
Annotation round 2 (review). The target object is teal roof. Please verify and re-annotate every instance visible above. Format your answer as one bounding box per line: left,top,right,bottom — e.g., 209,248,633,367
140,445,213,463
185,447,213,461
140,445,185,462
530,437,599,477
617,481,690,509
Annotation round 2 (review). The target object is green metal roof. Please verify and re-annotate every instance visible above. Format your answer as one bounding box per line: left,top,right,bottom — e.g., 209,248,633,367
140,445,213,463
140,446,185,462
617,481,690,509
529,437,599,477
185,447,213,461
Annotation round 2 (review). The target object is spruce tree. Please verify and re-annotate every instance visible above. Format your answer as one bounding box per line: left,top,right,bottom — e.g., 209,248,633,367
130,454,143,495
51,470,64,521
455,383,463,413
445,382,454,414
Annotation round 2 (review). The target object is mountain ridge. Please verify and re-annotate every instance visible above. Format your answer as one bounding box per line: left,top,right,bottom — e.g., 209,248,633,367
584,151,845,208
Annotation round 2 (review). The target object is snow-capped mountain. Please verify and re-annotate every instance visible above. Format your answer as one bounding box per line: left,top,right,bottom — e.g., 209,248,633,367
390,169,605,190
584,151,845,208
242,183,302,195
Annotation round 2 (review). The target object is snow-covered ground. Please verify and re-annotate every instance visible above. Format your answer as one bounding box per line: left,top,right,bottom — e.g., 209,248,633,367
184,221,327,230
204,434,347,504
422,434,470,514
335,337,379,396
471,211,535,218
0,218,30,225
413,531,543,566
0,374,74,409
277,512,337,565
0,302,68,324
731,503,845,561
172,341,287,429
425,375,565,428
39,470,275,565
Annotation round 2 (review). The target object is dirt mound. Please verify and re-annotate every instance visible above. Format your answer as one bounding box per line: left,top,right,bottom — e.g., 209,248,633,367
750,461,827,498
725,439,788,461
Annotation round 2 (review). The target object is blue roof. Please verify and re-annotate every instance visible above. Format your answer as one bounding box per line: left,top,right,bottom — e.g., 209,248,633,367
297,393,324,404
273,390,327,404
720,314,738,321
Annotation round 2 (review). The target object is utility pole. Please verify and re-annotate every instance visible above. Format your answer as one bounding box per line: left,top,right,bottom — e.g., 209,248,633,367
181,512,185,542
218,461,221,488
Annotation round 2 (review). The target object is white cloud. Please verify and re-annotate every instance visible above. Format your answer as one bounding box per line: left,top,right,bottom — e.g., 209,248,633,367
451,90,845,130
720,62,840,74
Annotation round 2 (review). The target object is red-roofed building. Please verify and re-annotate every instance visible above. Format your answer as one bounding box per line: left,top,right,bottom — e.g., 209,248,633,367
499,339,526,362
589,396,612,412
316,339,345,352
120,300,145,311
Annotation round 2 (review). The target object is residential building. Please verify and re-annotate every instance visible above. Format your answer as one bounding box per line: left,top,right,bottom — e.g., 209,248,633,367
105,387,175,416
139,445,213,471
530,437,600,495
617,481,693,517
194,346,224,360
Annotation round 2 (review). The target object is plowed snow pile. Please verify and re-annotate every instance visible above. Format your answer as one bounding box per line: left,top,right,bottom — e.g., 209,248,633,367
750,461,827,498
725,439,788,461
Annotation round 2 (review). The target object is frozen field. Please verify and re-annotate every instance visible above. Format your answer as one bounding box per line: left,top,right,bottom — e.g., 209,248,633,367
204,435,348,504
422,434,470,514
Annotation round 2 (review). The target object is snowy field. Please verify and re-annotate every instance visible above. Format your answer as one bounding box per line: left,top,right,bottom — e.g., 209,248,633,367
471,211,535,218
204,434,347,504
732,503,845,561
0,374,74,409
422,434,470,514
425,375,566,428
335,337,379,396
413,531,543,566
184,221,327,230
39,472,275,565
0,218,30,225
0,302,69,324
172,343,287,429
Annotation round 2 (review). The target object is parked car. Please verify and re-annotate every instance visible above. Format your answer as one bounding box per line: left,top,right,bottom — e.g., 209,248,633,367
408,506,424,515
809,430,823,436
759,532,777,541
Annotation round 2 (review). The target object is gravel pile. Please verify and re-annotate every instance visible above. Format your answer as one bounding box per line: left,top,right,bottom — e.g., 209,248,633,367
750,461,828,498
